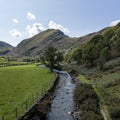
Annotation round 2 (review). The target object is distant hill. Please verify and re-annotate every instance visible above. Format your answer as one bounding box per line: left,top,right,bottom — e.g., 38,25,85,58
9,29,101,57
0,41,13,55
9,23,120,57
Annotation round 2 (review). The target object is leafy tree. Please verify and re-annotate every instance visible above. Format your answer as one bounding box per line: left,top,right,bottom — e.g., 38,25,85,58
102,28,115,49
90,35,104,45
73,47,83,65
115,38,120,51
40,47,63,71
68,47,83,65
97,47,110,70
82,43,95,67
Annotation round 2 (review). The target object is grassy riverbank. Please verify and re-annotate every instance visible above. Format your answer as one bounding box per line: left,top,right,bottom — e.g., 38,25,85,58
64,58,120,120
73,74,104,120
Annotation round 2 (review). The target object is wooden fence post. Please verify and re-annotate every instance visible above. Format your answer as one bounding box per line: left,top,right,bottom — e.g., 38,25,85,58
25,100,28,110
36,91,38,99
32,94,34,103
42,86,44,95
2,116,4,120
15,107,18,118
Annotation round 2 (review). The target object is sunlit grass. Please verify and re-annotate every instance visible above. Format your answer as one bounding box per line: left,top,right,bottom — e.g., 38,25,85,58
0,64,55,120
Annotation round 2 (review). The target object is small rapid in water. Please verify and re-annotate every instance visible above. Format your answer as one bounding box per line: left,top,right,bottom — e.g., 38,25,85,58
47,71,75,120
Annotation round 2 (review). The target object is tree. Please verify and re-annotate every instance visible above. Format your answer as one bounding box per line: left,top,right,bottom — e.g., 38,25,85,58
40,47,63,71
82,43,96,67
70,47,83,65
97,47,110,70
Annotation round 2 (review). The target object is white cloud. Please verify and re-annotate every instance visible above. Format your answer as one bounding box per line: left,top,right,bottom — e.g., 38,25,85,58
26,23,45,37
12,18,19,23
110,20,120,26
9,29,22,37
48,20,70,33
27,12,36,20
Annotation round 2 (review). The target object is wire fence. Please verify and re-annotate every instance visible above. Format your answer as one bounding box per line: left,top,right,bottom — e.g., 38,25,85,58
0,81,52,120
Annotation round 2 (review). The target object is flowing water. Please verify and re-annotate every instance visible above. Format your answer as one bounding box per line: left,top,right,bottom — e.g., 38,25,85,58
47,71,75,120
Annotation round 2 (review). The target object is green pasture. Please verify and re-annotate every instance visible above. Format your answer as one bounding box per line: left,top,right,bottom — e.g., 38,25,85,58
0,64,55,120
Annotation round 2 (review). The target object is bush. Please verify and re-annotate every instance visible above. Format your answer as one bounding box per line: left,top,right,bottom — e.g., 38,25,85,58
74,83,103,120
110,108,120,120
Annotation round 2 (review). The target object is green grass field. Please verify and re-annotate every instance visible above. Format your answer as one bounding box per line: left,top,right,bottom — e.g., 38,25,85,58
0,64,55,120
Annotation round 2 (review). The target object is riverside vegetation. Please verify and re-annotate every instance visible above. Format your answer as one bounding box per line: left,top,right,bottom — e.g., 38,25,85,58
64,22,120,120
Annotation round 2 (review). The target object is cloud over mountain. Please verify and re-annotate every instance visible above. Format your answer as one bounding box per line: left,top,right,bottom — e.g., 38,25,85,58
9,29,22,37
110,19,120,26
26,23,45,37
48,21,70,34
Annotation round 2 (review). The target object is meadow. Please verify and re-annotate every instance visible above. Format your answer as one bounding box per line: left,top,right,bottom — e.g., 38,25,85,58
0,64,55,120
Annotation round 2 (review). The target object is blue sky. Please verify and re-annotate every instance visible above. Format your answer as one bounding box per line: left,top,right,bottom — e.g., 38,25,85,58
0,0,120,46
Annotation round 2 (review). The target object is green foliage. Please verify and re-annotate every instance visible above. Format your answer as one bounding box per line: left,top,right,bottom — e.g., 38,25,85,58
97,47,110,69
103,28,114,40
65,47,83,64
41,47,63,71
74,83,103,120
82,43,95,67
0,65,55,120
66,24,120,69
91,71,120,120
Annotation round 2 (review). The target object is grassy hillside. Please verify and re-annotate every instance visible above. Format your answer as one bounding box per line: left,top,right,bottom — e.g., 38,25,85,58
0,65,55,120
64,57,120,120
9,29,73,57
9,28,102,57
0,41,13,55
91,71,120,120
65,22,120,69
63,21,120,119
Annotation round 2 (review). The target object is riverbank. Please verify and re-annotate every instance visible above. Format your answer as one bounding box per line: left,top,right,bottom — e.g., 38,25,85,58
64,62,120,120
73,75,104,120
18,72,59,120
47,71,75,120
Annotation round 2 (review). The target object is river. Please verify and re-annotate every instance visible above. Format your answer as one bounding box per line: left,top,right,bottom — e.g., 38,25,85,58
46,71,75,120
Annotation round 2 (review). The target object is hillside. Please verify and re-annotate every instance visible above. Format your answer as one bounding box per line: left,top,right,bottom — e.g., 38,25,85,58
9,29,102,57
64,22,120,120
9,23,120,60
0,41,13,55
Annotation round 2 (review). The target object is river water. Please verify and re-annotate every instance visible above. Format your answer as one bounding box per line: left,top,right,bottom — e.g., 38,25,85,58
47,71,75,120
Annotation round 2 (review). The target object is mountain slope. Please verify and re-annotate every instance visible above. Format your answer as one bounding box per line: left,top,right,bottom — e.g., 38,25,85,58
9,25,116,57
0,41,13,55
9,29,101,57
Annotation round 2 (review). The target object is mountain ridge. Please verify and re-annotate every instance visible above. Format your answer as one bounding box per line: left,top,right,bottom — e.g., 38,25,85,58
7,23,120,57
0,41,13,55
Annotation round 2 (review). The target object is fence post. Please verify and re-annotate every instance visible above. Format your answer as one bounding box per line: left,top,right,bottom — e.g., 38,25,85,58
25,100,28,110
15,107,18,118
36,91,38,99
2,116,4,120
32,94,34,103
42,86,44,95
